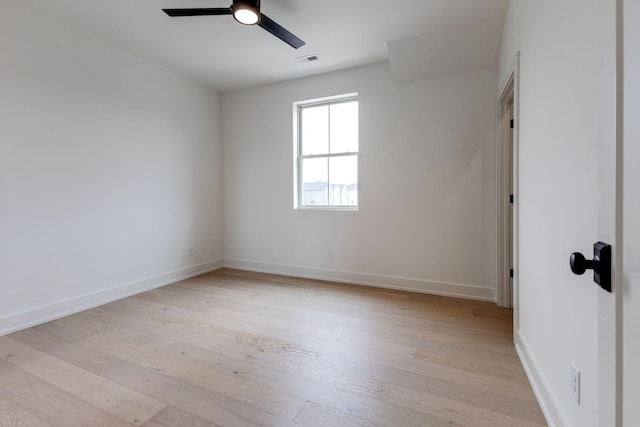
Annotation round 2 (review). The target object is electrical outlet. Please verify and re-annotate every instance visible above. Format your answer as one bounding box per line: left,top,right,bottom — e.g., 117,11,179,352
326,248,333,259
570,364,581,404
188,247,193,257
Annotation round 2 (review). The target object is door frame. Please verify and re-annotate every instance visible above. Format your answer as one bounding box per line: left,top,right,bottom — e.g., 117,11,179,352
622,0,639,422
497,52,520,316
596,0,624,424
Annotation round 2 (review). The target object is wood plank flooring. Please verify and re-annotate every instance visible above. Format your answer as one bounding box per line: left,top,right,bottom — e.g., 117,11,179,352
0,269,547,426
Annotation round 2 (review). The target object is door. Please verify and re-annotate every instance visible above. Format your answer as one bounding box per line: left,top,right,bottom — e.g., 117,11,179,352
623,0,639,424
497,58,518,311
507,99,514,308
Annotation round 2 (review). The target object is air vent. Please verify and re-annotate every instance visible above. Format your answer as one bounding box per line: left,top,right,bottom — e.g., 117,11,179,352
295,54,320,64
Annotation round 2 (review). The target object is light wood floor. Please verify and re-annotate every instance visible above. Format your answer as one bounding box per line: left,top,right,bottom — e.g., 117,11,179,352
0,269,547,427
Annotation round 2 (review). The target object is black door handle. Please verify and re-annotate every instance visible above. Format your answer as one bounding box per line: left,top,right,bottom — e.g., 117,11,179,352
569,242,612,292
570,252,596,275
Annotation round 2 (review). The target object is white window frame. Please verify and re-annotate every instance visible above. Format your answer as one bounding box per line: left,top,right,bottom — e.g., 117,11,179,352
293,93,359,211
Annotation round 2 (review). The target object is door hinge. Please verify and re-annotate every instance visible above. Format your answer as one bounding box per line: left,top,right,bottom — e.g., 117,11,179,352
510,268,514,278
510,119,514,129
510,194,514,204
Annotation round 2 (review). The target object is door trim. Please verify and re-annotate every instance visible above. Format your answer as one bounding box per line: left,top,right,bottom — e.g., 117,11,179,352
497,52,520,314
596,0,624,424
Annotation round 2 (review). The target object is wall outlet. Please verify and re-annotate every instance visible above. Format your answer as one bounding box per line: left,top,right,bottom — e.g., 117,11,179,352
570,364,581,404
326,248,333,259
188,247,193,257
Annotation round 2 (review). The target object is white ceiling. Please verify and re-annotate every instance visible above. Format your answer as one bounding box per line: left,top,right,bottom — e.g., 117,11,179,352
25,0,509,92
388,14,505,84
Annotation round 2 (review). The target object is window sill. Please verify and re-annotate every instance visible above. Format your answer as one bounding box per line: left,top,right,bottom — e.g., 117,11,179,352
296,205,359,212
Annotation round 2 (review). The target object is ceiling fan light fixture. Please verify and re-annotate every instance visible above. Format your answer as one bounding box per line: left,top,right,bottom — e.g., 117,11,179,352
233,0,260,25
163,0,305,49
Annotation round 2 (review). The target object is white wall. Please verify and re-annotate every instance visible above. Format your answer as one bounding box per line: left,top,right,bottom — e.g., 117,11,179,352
499,1,601,426
0,0,223,335
222,64,498,300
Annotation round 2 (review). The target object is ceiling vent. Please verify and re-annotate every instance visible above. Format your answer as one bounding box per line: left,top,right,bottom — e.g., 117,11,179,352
295,54,320,64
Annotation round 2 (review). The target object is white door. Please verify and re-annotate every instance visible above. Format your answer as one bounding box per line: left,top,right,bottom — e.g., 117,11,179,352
623,0,639,424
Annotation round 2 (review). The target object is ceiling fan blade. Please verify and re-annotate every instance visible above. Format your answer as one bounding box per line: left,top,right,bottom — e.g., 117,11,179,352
162,8,233,17
258,13,305,49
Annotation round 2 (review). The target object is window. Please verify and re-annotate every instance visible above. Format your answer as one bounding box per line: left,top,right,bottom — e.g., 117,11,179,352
294,93,359,209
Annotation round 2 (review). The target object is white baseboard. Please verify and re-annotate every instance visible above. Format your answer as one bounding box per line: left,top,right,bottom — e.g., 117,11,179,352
0,259,223,336
515,330,569,427
223,258,496,302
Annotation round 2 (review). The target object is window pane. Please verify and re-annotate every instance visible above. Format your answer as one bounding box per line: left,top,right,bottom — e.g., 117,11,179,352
329,155,358,206
301,105,329,155
301,157,328,206
330,101,358,154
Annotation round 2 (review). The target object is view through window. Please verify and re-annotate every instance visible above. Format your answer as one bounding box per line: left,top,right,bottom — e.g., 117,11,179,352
295,94,358,209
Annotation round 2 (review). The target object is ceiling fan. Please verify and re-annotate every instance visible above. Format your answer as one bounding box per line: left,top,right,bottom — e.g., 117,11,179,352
162,0,306,49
